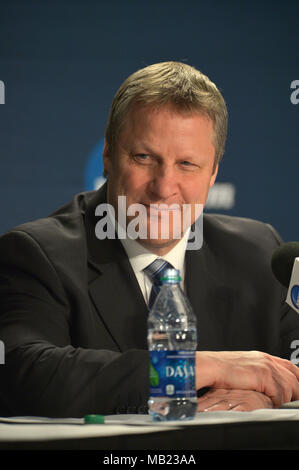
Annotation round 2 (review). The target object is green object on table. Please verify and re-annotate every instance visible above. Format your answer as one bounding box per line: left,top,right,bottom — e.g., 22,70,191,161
84,414,105,424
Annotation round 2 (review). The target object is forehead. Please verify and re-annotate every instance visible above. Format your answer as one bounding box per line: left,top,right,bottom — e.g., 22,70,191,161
119,102,214,141
126,101,209,122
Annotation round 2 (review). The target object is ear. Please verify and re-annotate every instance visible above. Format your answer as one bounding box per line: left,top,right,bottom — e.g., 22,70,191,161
102,139,111,176
209,163,218,188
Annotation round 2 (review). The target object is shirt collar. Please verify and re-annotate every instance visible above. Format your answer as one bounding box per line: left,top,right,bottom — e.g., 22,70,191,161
119,228,190,275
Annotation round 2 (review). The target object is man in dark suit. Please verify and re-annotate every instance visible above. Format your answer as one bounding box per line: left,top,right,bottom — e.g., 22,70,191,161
0,62,299,418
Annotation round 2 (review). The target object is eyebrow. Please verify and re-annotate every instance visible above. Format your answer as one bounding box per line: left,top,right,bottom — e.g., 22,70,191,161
131,143,200,161
131,142,157,155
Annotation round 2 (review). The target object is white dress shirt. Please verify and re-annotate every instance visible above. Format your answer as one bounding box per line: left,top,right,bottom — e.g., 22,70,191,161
120,229,190,307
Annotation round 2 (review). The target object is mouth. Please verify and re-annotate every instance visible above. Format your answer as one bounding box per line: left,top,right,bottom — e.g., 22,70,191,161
142,203,181,213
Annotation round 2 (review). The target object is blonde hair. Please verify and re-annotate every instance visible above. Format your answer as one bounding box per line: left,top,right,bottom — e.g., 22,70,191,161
105,61,228,173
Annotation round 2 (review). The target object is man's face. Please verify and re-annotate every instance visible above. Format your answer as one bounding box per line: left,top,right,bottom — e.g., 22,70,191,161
103,104,218,255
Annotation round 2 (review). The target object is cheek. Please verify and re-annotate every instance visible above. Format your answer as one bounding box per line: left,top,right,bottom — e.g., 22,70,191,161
182,176,212,205
124,168,150,192
183,181,204,202
112,169,149,205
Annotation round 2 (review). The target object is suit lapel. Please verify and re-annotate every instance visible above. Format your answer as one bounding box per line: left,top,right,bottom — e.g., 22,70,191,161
185,241,219,349
84,184,149,352
185,226,237,351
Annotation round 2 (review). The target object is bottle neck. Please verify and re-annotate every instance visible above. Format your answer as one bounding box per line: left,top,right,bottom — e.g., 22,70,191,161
160,282,183,293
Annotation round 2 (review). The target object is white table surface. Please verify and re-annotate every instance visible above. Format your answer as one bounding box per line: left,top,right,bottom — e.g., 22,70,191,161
1,407,299,442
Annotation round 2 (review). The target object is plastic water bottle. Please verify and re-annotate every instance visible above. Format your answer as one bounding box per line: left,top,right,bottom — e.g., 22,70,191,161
147,268,198,421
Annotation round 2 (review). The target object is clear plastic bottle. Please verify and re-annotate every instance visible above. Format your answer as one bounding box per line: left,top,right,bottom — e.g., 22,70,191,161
147,268,198,421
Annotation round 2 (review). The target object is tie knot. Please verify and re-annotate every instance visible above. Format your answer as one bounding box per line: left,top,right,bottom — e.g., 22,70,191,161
144,259,174,286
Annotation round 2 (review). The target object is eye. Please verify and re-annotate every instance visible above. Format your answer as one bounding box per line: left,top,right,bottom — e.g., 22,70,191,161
137,154,149,159
133,154,152,164
180,160,196,169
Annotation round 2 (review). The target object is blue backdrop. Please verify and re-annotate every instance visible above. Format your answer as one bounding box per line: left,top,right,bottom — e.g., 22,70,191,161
0,0,298,241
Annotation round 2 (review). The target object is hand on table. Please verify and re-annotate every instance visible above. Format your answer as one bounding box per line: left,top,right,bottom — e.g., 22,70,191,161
196,350,299,408
197,388,273,412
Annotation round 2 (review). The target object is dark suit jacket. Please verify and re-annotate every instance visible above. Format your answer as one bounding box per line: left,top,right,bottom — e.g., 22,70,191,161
0,184,298,417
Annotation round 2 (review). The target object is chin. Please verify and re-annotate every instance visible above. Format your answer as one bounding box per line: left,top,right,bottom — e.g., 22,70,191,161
137,236,182,255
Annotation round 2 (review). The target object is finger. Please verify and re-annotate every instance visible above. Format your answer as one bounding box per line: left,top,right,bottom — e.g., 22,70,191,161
233,353,299,407
267,354,299,379
275,357,299,397
196,351,299,408
229,404,253,412
261,360,299,406
197,389,234,412
197,388,274,412
278,366,299,403
264,353,299,379
198,401,234,412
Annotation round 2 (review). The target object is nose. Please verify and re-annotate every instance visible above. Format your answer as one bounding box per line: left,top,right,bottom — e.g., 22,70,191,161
148,164,178,201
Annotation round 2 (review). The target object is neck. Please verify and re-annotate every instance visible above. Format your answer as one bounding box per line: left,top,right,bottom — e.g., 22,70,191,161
135,237,183,256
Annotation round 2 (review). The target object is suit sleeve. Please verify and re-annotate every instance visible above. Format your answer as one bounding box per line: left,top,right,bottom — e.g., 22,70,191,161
0,230,149,417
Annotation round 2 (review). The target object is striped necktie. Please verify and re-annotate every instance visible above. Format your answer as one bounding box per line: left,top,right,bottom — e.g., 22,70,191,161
144,258,174,310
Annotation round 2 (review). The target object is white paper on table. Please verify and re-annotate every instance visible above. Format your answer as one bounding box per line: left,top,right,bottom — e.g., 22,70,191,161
1,407,299,442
